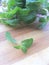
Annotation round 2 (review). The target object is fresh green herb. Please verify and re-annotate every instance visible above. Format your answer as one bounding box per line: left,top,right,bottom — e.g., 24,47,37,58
14,38,33,53
0,6,21,19
1,0,49,53
38,16,47,29
39,8,48,15
21,38,33,48
27,1,41,12
4,19,20,27
6,32,33,53
8,0,26,10
6,32,16,44
39,17,47,23
23,13,36,24
0,0,49,28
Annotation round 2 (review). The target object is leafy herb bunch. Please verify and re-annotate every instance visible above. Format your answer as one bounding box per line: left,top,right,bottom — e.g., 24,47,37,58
0,0,49,53
0,0,49,28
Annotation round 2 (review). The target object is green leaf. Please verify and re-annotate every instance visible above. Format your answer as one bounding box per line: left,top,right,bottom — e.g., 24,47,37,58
0,7,21,19
14,45,21,49
4,19,20,27
6,32,16,44
16,0,26,8
39,8,47,15
15,8,30,21
37,0,48,8
21,46,27,53
39,17,47,23
21,38,33,48
20,8,30,17
0,19,20,27
27,2,41,11
23,13,36,24
8,0,26,10
8,0,17,10
38,17,47,29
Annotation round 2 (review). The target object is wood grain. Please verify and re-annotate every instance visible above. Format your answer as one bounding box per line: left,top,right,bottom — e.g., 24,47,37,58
0,23,49,65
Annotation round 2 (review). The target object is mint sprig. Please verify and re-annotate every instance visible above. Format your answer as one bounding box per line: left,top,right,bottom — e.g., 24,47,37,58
6,32,33,53
14,38,33,53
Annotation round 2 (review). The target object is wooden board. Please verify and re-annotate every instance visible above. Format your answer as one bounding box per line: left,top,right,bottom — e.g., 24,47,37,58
0,23,49,65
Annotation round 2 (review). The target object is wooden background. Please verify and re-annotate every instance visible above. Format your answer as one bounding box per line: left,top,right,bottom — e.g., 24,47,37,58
0,23,49,65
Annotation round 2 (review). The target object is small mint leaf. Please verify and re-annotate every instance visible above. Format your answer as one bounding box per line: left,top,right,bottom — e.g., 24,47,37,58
5,32,16,44
21,38,33,48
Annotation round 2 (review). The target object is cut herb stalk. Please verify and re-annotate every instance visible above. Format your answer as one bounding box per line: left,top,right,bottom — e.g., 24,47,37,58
14,38,33,53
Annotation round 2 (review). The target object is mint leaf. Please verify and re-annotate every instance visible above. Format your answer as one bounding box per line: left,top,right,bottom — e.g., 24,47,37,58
39,8,47,15
6,32,16,44
4,19,20,27
14,38,33,53
39,17,47,23
24,13,36,24
21,38,33,48
0,6,21,19
27,2,41,11
38,17,47,29
8,0,26,10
